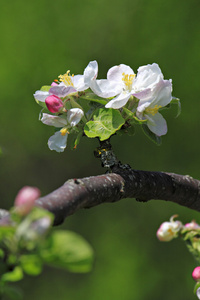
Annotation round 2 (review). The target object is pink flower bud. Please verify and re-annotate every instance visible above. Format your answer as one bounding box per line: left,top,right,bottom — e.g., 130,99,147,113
45,95,64,113
184,221,200,230
14,186,40,215
192,267,200,282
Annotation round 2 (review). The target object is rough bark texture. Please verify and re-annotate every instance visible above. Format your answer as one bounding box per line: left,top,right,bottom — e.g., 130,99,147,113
34,165,200,225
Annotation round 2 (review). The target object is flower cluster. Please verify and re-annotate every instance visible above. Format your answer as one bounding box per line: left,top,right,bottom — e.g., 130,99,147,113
34,60,178,152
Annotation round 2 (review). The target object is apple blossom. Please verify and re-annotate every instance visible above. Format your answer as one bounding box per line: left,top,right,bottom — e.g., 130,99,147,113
34,61,98,106
136,79,172,136
156,215,182,242
41,108,84,152
90,63,168,109
51,60,99,96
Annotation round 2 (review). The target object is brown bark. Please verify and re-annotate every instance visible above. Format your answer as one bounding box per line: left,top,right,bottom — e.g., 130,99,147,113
35,165,200,225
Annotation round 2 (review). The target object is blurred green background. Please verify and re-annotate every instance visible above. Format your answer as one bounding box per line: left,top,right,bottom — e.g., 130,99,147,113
0,0,200,299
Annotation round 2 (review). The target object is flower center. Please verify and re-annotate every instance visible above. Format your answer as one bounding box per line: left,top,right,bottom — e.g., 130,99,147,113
145,105,162,116
58,70,74,87
122,73,136,91
60,128,69,136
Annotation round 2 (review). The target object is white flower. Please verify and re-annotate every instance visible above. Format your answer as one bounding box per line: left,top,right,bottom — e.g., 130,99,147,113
56,60,98,93
41,108,84,152
156,215,182,242
90,63,165,109
136,79,172,136
34,61,99,104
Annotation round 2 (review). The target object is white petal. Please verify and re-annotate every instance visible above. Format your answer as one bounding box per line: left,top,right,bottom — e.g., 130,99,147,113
146,112,167,136
136,80,172,109
133,63,163,91
105,92,131,109
72,75,88,91
34,90,50,102
84,60,98,86
90,79,122,98
150,80,172,107
67,108,84,127
48,131,68,152
49,83,76,97
196,287,200,300
132,88,152,101
107,64,134,83
41,113,68,127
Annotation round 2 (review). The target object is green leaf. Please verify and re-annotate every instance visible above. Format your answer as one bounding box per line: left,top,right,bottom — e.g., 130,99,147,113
41,230,94,273
40,85,51,92
2,267,23,283
20,255,43,276
142,124,162,145
84,108,125,141
0,226,15,242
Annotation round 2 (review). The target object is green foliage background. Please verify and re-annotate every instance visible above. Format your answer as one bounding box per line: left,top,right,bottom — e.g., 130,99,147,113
0,0,200,299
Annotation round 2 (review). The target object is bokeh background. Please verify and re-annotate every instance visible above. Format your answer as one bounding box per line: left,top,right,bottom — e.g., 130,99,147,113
0,0,200,299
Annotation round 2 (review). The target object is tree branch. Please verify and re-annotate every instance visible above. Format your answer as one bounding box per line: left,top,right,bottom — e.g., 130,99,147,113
35,165,200,225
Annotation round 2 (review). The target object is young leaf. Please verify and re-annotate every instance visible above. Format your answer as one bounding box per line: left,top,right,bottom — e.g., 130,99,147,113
41,230,94,273
84,108,125,141
20,255,43,276
1,267,23,283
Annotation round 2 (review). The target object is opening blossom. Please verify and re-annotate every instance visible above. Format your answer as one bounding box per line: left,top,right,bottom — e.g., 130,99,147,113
41,108,84,152
156,215,183,242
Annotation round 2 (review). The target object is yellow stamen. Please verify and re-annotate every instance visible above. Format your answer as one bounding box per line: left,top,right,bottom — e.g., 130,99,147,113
60,128,69,136
58,70,74,86
122,73,136,90
146,105,162,116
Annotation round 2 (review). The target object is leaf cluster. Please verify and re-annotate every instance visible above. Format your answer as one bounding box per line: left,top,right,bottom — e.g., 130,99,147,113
0,207,93,299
